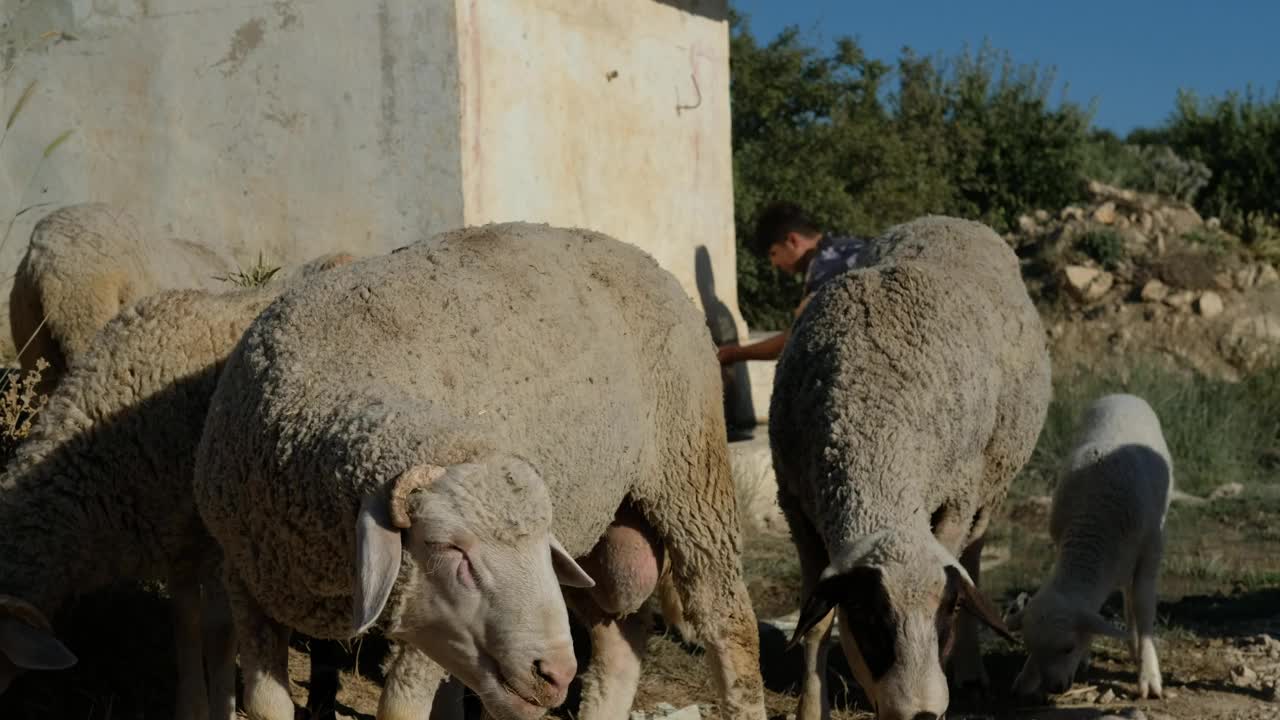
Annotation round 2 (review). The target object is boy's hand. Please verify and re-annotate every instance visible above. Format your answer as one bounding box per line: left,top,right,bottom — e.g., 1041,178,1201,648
716,344,741,365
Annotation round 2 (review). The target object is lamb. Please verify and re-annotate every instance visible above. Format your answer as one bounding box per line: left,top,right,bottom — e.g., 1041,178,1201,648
193,221,768,720
1007,393,1172,701
0,252,355,719
772,215,1052,720
7,201,356,392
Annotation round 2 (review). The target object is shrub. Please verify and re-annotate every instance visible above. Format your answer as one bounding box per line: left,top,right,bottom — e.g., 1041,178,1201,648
1075,228,1126,269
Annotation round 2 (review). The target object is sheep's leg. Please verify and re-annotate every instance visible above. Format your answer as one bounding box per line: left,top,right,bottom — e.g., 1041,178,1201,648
1123,584,1139,658
1131,536,1164,700
639,513,766,717
202,575,238,720
656,571,697,645
948,535,990,691
788,512,833,720
376,642,451,720
171,580,211,720
226,572,296,720
306,639,344,720
566,591,651,720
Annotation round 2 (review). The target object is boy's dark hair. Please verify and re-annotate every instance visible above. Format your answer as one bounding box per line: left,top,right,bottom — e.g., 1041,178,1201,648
751,201,822,257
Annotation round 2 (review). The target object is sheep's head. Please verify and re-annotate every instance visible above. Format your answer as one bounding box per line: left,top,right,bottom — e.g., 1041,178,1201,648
353,454,593,720
1007,587,1125,699
0,595,77,694
790,528,1012,720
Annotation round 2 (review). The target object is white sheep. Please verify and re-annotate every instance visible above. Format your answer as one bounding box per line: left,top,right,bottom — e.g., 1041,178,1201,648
193,221,768,720
772,215,1052,720
7,201,356,392
1007,393,1173,701
0,252,355,719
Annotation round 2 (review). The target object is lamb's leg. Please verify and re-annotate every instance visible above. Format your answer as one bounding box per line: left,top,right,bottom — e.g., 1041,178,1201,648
566,591,651,720
202,575,238,720
226,572,296,720
376,642,450,720
1131,536,1164,699
948,534,990,690
171,580,211,720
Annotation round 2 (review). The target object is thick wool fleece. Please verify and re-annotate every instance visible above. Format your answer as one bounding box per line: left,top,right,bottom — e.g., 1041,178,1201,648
8,203,235,382
0,286,284,613
770,214,1052,560
194,221,753,643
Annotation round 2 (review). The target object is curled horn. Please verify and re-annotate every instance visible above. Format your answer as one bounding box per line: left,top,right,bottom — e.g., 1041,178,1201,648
388,464,448,529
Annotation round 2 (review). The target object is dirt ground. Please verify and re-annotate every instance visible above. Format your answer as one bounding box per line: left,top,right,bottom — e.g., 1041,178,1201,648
5,483,1279,720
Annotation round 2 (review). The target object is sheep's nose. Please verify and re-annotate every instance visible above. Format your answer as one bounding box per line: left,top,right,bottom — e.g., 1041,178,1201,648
912,713,939,720
533,655,576,700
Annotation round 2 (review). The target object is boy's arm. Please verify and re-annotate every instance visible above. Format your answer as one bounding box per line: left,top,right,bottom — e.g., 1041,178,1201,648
716,292,814,365
717,330,788,364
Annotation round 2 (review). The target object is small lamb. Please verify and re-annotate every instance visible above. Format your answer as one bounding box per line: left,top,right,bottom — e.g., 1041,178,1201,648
194,221,768,720
773,215,1052,720
1008,393,1173,701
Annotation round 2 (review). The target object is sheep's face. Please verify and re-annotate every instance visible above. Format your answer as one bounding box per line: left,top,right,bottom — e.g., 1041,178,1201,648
1008,588,1126,698
791,530,1013,720
353,457,594,720
0,596,77,694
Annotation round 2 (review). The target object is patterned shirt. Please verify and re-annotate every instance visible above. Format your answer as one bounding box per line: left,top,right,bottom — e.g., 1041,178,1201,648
803,234,870,296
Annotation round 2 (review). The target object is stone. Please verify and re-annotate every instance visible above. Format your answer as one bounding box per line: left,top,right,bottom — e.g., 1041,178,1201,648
1214,272,1235,291
1098,687,1117,703
1235,265,1261,290
664,706,701,720
1141,280,1170,303
1258,263,1280,287
1034,209,1050,222
654,703,677,716
1063,265,1113,303
1093,201,1118,224
1117,215,1131,229
1231,663,1258,687
1139,212,1155,235
1207,216,1222,230
1196,291,1224,318
1210,482,1245,500
1017,214,1038,233
1062,205,1085,222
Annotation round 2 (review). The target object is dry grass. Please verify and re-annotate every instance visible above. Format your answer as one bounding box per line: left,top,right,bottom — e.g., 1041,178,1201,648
0,357,47,461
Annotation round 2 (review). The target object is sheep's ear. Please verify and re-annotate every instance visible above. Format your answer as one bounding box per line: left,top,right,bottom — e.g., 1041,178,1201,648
788,566,883,650
0,616,76,671
550,536,595,589
944,565,1016,642
353,492,402,636
1075,610,1126,639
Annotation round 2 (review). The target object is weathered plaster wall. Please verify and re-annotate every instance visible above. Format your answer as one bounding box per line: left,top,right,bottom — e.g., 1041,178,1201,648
455,0,745,338
0,0,746,360
0,0,465,354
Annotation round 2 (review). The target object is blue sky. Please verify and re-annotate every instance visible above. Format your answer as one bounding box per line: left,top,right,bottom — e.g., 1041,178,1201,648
728,1,1280,136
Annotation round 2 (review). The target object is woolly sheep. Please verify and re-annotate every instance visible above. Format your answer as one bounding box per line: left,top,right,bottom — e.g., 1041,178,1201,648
7,202,357,392
1007,393,1172,700
0,253,354,719
774,215,1052,720
193,222,768,720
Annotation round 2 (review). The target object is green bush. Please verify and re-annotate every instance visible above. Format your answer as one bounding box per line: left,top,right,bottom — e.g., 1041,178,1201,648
729,13,1093,328
1075,228,1126,269
1150,87,1280,240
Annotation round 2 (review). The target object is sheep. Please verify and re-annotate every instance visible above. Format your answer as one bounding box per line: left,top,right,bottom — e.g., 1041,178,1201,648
193,221,768,720
772,215,1052,720
0,252,356,720
7,201,357,392
1007,393,1172,701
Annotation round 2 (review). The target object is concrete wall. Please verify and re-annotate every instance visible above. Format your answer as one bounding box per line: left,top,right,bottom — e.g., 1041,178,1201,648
0,0,744,359
455,0,743,340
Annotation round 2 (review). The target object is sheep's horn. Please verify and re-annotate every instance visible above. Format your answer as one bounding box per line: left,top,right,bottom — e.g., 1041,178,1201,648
388,464,448,529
